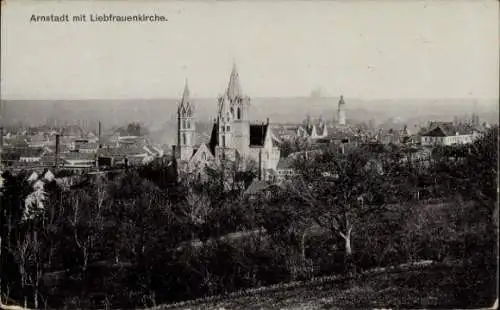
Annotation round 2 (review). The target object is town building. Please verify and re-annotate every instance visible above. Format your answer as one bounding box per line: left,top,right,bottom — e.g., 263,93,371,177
274,156,298,183
296,116,328,140
420,122,483,146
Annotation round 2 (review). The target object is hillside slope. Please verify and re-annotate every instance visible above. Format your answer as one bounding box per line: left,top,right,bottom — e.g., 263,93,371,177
148,261,496,310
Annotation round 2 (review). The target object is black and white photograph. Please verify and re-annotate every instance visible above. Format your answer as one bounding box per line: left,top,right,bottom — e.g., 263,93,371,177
0,1,498,309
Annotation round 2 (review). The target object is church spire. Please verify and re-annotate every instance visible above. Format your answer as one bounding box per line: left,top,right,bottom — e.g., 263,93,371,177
226,62,242,100
182,78,190,102
178,79,192,117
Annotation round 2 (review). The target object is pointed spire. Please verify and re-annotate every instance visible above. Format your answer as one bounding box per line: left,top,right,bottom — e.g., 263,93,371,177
226,62,242,100
182,78,190,102
178,79,192,117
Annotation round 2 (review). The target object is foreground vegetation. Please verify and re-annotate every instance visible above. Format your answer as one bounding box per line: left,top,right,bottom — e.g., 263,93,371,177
161,261,477,310
0,127,497,309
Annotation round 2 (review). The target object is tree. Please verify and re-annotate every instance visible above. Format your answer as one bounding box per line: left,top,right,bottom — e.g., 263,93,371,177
288,147,390,274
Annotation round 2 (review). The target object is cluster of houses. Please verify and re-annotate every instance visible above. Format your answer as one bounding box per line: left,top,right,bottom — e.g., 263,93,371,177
266,113,489,187
0,123,163,175
0,59,490,197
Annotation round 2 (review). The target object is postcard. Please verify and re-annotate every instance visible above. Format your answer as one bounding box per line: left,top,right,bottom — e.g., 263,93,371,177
0,1,498,309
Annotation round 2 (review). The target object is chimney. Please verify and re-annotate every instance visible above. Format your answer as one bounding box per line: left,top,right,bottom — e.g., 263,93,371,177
0,126,3,149
258,149,262,181
0,126,4,169
98,121,102,149
55,134,60,169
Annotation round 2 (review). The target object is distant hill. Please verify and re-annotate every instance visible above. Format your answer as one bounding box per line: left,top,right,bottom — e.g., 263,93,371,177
1,97,497,145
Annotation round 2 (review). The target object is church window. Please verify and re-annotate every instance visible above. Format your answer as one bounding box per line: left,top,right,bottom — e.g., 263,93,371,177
230,107,234,117
222,135,226,147
237,107,241,119
182,133,187,145
227,125,230,131
202,152,207,161
186,120,190,129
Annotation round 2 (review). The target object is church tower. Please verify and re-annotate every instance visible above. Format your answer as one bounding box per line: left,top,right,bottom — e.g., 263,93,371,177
217,91,233,153
216,63,250,159
177,79,196,161
337,95,346,126
227,63,250,155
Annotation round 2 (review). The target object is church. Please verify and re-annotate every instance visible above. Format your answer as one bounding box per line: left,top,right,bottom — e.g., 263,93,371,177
173,64,281,180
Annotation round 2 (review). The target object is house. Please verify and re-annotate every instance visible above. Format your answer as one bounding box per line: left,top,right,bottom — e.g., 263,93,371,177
296,116,328,140
78,142,99,154
273,125,298,141
420,122,482,146
244,179,282,200
27,134,50,148
62,152,96,168
19,147,45,162
97,145,150,168
275,156,298,183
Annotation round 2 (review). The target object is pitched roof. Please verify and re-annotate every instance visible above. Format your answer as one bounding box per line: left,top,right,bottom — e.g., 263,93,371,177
277,157,295,169
244,179,271,196
249,124,268,147
423,122,478,137
18,147,45,158
98,146,148,157
5,136,29,147
209,123,219,155
63,152,96,161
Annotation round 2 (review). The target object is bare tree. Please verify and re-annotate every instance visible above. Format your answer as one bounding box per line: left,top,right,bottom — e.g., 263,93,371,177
289,148,388,274
68,192,93,273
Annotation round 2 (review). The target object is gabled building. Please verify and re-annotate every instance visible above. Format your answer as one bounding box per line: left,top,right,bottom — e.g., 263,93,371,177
420,122,482,146
275,156,298,183
19,147,46,162
296,116,328,140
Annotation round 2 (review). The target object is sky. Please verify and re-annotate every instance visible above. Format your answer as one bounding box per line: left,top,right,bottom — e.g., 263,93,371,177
1,0,498,100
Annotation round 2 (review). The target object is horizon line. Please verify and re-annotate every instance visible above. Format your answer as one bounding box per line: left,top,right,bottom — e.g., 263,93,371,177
1,96,498,102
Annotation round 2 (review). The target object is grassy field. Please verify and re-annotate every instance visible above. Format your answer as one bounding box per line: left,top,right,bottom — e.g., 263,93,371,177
151,260,495,310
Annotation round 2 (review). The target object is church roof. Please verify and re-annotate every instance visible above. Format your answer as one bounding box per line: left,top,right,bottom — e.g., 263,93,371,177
209,123,219,155
226,63,242,100
249,124,268,147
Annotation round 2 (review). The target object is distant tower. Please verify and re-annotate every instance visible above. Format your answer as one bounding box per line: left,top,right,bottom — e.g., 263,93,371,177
177,79,196,161
337,95,346,126
471,101,480,126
